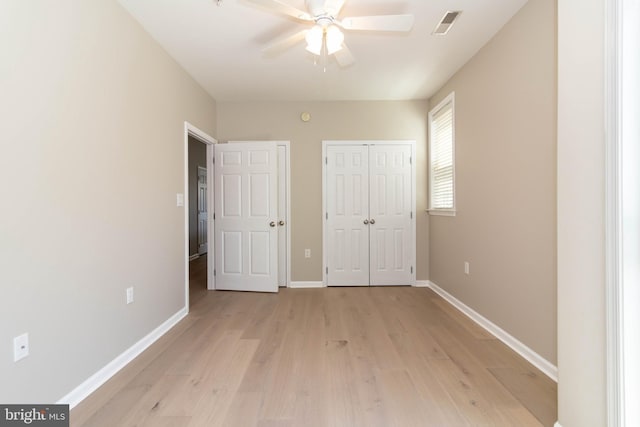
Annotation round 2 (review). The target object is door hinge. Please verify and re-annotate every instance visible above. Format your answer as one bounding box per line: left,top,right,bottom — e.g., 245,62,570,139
213,213,215,220
410,211,413,219
212,156,215,164
326,212,328,220
411,266,414,274
326,267,329,275
325,157,328,165
410,156,412,165
214,269,216,276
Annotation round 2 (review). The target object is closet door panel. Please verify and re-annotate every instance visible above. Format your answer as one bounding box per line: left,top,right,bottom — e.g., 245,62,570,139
326,145,370,286
369,145,413,286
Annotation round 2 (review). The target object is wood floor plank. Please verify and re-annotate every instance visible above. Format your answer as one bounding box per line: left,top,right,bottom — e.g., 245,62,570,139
339,295,390,427
388,329,470,425
489,367,557,427
157,329,244,417
292,291,328,427
222,391,263,427
375,369,436,427
427,324,543,426
325,337,365,427
426,357,509,426
188,338,260,426
117,374,191,427
71,287,556,427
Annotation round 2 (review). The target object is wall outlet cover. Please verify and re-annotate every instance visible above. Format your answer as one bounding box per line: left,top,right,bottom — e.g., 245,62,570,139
14,333,29,362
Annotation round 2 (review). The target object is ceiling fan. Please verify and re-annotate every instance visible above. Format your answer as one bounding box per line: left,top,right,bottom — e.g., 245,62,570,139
244,0,415,67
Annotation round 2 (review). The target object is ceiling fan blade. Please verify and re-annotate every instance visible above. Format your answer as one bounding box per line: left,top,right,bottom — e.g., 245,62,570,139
262,29,309,56
323,0,346,16
243,0,313,21
334,43,355,67
340,14,415,32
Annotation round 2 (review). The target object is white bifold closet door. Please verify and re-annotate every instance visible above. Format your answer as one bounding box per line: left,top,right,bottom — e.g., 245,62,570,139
326,143,414,286
214,142,279,293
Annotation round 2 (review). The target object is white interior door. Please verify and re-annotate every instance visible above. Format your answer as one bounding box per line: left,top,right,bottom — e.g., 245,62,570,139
197,166,208,255
214,142,278,293
326,145,370,286
369,145,413,286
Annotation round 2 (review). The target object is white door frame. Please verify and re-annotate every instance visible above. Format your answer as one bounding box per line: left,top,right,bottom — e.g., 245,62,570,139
322,140,417,287
605,0,640,424
227,140,291,288
184,122,216,311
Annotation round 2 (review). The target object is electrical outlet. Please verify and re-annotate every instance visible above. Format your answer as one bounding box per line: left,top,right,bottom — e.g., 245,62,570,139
126,287,134,304
14,333,29,362
464,262,470,275
304,249,311,258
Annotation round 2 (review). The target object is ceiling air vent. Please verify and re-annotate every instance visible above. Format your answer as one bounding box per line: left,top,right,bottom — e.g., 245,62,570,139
433,11,461,35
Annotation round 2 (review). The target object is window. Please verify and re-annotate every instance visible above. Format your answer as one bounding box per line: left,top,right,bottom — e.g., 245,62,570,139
428,92,455,215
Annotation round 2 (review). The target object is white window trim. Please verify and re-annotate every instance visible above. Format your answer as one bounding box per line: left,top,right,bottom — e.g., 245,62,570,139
427,209,456,216
428,92,456,216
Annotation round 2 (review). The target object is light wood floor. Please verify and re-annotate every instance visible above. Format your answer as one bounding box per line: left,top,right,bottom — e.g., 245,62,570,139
71,260,557,426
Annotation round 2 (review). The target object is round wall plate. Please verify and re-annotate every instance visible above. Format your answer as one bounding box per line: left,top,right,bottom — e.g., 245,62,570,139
300,112,311,122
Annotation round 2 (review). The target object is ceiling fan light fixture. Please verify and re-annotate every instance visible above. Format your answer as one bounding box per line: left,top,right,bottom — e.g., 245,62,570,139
305,25,323,55
325,25,344,55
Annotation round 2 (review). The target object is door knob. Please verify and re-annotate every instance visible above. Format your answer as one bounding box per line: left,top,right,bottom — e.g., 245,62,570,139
364,219,369,225
370,219,376,225
279,220,285,226
270,221,276,227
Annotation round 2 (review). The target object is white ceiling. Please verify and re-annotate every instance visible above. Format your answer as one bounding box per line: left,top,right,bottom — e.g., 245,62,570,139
118,0,528,102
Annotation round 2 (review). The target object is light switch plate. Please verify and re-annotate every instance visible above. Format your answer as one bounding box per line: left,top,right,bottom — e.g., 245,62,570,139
14,333,29,362
176,193,184,207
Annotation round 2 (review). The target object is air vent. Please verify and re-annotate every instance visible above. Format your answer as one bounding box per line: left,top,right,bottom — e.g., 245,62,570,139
433,11,461,35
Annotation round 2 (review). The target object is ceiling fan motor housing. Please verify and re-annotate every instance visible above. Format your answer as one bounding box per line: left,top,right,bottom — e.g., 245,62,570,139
305,0,333,18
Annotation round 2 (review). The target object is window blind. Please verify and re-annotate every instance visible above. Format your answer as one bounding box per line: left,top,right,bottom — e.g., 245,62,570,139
429,99,454,210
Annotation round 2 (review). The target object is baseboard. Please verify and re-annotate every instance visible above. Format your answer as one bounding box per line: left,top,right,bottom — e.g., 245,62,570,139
57,307,188,409
290,281,324,289
414,280,430,288
426,280,558,382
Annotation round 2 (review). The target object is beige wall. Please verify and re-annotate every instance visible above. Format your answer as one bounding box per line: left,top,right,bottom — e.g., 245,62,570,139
428,0,557,364
557,0,606,424
217,101,430,282
188,137,207,256
0,0,216,403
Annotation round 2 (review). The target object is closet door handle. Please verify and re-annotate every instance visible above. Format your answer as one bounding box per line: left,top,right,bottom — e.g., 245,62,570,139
364,219,369,225
370,219,376,225
278,220,285,226
270,221,276,228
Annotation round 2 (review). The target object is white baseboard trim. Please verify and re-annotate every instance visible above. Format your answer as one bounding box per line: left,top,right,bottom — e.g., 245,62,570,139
426,280,558,382
414,280,430,288
290,281,325,289
57,307,188,409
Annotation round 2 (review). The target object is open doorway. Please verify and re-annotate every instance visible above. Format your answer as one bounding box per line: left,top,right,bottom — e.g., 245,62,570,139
183,122,216,311
188,136,208,306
